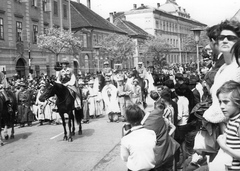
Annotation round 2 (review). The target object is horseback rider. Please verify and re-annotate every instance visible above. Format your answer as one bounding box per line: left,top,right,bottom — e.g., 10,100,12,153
136,62,147,80
102,61,113,78
0,71,12,112
56,59,81,110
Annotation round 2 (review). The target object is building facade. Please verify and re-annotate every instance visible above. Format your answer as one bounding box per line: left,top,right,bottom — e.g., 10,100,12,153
70,1,127,74
0,0,71,78
124,0,207,65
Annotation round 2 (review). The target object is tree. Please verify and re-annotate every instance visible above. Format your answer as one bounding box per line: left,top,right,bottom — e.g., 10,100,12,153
182,31,209,52
37,28,82,70
97,33,135,63
143,36,174,70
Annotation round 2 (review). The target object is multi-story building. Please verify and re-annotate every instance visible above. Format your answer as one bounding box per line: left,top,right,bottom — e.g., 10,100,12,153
0,0,71,78
109,13,149,68
123,0,207,65
70,0,127,74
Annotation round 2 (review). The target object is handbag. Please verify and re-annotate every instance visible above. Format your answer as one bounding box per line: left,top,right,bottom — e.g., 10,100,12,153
193,128,219,153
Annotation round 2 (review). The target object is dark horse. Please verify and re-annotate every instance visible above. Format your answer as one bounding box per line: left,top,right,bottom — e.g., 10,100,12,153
39,80,83,142
0,90,17,146
131,70,148,108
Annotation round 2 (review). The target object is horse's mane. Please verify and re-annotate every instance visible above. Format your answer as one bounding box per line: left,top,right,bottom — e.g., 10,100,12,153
232,39,240,66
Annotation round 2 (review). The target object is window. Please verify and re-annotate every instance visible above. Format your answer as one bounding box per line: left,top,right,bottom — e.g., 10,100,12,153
16,21,22,42
63,4,67,18
53,0,58,15
43,0,47,11
32,0,37,7
0,18,4,40
33,25,38,44
93,34,97,46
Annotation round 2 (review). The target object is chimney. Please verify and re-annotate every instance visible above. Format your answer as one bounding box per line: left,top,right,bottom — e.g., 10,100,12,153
109,12,114,23
141,4,144,7
178,7,181,11
87,0,91,9
133,4,137,9
77,0,80,3
183,8,186,12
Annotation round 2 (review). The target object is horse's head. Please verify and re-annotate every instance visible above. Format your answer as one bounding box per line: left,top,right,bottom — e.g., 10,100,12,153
39,80,55,102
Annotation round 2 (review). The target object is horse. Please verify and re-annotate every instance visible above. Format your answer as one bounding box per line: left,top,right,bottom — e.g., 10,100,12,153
131,70,148,108
39,80,83,142
0,90,17,146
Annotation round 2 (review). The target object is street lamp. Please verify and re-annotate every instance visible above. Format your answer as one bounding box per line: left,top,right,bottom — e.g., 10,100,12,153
191,27,203,75
28,42,31,75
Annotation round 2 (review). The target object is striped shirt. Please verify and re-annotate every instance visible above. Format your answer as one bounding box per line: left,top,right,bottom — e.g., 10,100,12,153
225,113,240,170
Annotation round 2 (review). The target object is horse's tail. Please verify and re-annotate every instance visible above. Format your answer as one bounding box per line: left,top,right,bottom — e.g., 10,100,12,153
74,109,83,124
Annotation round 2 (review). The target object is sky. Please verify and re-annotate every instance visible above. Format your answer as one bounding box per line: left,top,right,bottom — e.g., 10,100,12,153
75,0,240,26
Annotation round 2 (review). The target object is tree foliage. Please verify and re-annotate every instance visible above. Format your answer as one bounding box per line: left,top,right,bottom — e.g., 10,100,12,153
143,36,174,68
97,33,135,63
182,31,209,52
37,28,82,58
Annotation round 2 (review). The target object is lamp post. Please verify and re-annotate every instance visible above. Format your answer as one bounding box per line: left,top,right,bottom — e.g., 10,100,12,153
28,42,31,74
191,27,203,75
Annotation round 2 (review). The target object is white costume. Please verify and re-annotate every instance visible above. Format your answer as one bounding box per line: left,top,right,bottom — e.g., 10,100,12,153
102,84,120,114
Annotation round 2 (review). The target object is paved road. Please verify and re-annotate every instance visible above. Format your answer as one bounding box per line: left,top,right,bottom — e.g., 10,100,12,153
0,96,154,171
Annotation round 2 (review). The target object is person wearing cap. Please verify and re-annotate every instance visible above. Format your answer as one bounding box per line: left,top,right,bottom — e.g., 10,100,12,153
35,80,47,126
117,76,132,121
130,78,143,110
79,79,90,123
102,61,113,77
56,58,81,110
16,81,34,127
87,79,98,119
136,62,147,80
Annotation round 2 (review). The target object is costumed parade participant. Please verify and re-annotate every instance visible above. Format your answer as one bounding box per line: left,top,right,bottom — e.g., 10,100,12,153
102,77,120,122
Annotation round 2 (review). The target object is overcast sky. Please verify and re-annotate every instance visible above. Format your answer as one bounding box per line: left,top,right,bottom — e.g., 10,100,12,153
75,0,240,26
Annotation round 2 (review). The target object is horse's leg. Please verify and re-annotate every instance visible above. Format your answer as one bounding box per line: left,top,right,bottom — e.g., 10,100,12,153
72,110,75,136
60,112,67,141
67,111,73,142
0,127,3,146
78,118,82,135
10,110,15,139
3,125,8,140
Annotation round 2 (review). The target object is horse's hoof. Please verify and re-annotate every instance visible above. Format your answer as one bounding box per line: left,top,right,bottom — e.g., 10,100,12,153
63,136,68,141
5,135,9,140
68,137,73,142
10,135,14,139
78,130,82,135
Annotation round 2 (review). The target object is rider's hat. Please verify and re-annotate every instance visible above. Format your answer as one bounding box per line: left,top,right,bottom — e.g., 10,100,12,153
133,78,139,83
104,61,109,65
138,61,143,65
88,80,94,85
60,58,70,65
